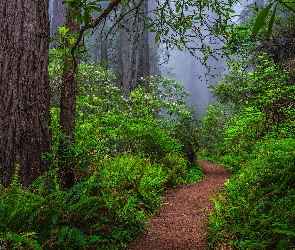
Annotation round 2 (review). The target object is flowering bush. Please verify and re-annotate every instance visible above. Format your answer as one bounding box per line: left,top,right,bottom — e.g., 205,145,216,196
50,63,201,178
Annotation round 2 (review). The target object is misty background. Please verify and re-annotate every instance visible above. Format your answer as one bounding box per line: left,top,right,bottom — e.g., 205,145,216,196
49,0,258,117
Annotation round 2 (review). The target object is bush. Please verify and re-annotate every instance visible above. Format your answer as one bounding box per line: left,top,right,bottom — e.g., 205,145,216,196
207,138,295,250
59,64,199,178
159,153,187,188
59,154,167,249
0,169,66,249
197,103,229,164
0,151,201,249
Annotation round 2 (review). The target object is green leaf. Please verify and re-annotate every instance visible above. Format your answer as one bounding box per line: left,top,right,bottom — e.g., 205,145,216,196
253,2,274,36
176,4,181,13
155,33,160,43
203,55,209,63
84,9,92,24
77,13,83,25
58,226,69,245
266,3,277,39
58,26,69,35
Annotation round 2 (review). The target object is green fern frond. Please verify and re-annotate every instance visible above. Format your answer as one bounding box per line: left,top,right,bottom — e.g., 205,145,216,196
0,231,42,250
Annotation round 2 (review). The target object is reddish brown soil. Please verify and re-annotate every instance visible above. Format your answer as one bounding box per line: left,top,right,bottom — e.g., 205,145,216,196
127,159,231,250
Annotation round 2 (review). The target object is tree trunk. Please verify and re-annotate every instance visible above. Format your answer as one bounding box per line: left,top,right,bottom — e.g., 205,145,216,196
116,2,150,96
0,0,51,187
58,7,80,190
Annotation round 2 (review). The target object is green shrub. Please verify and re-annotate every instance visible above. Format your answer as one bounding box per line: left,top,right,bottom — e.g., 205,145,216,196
207,138,295,249
185,162,204,184
43,61,203,249
0,232,42,250
0,169,65,249
159,153,187,187
220,107,266,172
68,65,197,177
197,103,229,163
0,154,171,249
60,154,167,249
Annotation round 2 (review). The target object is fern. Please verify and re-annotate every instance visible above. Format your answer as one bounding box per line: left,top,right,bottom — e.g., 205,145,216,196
0,231,42,250
57,226,88,249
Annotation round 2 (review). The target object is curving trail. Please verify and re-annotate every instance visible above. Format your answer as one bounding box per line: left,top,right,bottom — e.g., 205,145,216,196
127,159,231,250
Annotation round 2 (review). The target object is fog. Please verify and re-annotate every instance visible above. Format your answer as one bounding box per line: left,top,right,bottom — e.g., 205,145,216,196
49,0,252,116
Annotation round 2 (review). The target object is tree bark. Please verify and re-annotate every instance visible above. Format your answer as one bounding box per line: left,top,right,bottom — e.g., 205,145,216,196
58,7,80,190
0,0,51,187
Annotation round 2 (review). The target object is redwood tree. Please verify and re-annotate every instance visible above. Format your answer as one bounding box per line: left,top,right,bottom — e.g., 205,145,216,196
0,0,51,187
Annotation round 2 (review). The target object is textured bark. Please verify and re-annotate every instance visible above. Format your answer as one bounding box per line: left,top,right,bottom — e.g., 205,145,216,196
0,0,51,187
58,7,80,190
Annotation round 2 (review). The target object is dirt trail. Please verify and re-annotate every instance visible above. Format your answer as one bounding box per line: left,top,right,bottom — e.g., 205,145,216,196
127,159,231,250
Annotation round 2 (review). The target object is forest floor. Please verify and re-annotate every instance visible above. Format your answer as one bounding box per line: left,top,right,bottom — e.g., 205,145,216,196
127,159,231,250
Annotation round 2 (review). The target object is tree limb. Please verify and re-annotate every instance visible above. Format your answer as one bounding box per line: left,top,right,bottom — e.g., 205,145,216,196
71,0,122,71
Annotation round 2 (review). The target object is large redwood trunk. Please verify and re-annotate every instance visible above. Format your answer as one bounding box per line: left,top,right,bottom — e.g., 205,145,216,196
0,0,51,187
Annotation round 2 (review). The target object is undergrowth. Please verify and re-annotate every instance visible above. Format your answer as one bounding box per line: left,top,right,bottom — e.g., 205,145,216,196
0,62,203,249
207,138,295,250
201,27,295,249
0,154,202,249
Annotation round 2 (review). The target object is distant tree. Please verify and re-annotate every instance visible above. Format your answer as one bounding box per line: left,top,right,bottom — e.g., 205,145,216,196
64,0,239,74
0,1,51,187
116,1,150,95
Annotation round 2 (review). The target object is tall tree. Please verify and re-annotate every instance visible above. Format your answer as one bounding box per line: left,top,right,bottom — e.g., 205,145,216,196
0,0,254,188
0,0,51,187
116,1,150,95
58,6,80,189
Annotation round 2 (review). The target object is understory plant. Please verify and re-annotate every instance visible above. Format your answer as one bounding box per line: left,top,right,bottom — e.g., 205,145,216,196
0,61,203,249
53,63,201,180
208,138,295,250
200,54,295,171
197,103,229,164
204,18,295,248
0,155,167,249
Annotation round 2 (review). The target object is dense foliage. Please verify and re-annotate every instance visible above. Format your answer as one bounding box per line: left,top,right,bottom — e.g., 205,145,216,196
0,62,202,249
208,139,295,249
3,1,295,249
199,7,295,250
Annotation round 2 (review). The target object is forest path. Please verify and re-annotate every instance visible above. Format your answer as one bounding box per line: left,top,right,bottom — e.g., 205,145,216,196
127,159,231,250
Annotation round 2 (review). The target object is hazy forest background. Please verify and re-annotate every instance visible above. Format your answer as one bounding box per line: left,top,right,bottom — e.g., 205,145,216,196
0,0,295,249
